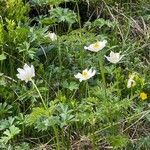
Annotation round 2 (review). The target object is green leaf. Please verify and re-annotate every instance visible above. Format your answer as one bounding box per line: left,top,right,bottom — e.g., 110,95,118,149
3,125,20,138
50,7,77,25
36,45,55,56
107,135,129,149
62,81,79,91
0,53,6,61
0,125,20,144
0,102,12,117
15,142,30,150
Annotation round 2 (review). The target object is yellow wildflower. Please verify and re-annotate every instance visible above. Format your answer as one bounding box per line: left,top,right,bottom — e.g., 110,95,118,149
140,92,148,101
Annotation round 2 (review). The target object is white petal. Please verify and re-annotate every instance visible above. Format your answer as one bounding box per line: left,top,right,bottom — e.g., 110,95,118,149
87,68,96,79
47,32,57,41
79,78,83,82
89,44,100,52
16,74,21,80
109,51,115,57
74,73,84,82
84,46,88,50
74,73,83,79
16,63,35,82
75,68,96,82
30,65,35,77
91,70,96,77
105,56,111,62
83,68,88,72
84,40,107,52
17,68,25,74
88,68,92,74
23,64,30,70
127,79,135,88
103,40,107,44
127,80,132,88
17,73,25,81
99,41,106,50
105,51,123,64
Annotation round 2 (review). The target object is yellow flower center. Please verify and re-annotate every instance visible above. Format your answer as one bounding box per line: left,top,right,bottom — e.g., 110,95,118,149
93,42,100,49
82,71,89,78
140,92,148,101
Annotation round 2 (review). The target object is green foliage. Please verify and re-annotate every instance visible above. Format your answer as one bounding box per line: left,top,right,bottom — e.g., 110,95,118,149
107,135,129,149
135,136,150,149
0,24,4,46
17,41,38,59
34,115,60,131
50,7,77,25
62,81,79,91
0,125,20,144
0,53,6,61
26,107,50,125
0,117,15,131
1,0,29,23
0,0,150,149
58,103,76,128
84,18,117,30
31,0,70,6
0,102,12,118
15,142,30,150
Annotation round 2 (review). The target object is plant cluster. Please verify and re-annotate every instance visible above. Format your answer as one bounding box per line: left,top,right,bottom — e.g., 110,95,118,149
0,0,150,149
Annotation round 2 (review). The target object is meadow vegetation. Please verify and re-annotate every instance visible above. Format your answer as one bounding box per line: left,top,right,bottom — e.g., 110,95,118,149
0,0,150,149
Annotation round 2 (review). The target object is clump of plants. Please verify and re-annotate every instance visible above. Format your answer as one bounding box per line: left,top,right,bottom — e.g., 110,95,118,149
0,0,150,149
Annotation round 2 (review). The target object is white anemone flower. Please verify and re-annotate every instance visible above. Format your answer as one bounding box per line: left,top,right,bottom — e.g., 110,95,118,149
127,73,136,88
84,40,107,52
46,32,57,41
105,51,123,64
16,64,35,83
74,68,96,82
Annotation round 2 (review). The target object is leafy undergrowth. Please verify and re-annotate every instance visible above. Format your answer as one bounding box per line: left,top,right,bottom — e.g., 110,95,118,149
0,0,150,149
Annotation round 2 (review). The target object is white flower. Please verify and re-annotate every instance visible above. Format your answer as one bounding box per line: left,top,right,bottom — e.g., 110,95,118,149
74,68,96,82
46,32,57,41
16,64,35,83
84,40,107,52
127,73,136,88
105,51,123,64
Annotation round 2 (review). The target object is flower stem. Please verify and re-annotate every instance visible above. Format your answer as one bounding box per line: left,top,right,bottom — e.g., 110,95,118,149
31,80,47,109
85,81,89,97
58,42,62,70
99,55,106,97
53,126,60,150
